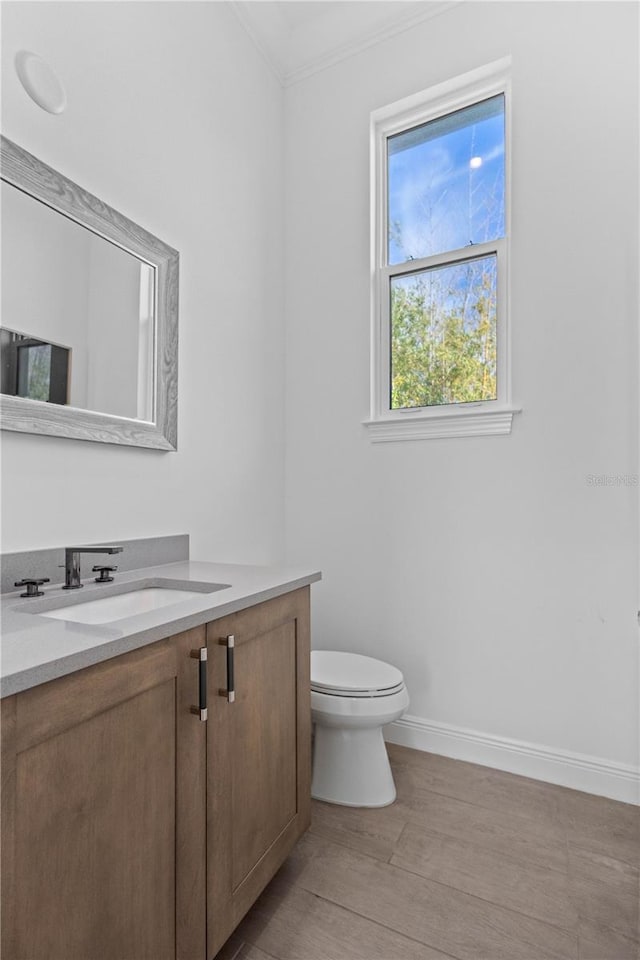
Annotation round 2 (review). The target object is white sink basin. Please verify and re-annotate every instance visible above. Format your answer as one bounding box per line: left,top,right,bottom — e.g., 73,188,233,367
43,587,209,625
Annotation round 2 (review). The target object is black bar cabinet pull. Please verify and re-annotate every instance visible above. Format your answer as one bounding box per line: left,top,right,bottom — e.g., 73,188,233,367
219,635,235,703
190,647,208,721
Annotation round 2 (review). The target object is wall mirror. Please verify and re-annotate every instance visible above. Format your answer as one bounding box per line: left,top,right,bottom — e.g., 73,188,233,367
0,136,178,450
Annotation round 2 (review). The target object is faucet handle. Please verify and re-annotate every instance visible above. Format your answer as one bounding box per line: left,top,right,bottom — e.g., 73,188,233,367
92,565,118,583
15,578,50,598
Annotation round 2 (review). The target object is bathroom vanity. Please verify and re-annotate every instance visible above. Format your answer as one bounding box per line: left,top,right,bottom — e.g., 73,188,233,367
0,553,320,960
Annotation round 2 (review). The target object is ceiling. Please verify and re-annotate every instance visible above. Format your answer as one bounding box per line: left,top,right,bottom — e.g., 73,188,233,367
275,1,346,29
231,1,458,86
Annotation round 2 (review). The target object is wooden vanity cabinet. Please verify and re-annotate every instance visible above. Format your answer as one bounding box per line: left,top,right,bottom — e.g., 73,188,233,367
1,627,207,960
0,587,311,960
205,587,311,957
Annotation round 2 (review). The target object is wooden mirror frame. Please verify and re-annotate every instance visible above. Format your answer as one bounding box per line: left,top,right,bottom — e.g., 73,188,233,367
0,136,179,450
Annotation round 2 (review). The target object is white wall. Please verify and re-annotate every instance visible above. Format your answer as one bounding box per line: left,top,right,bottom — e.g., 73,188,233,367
1,1,285,564
284,2,639,791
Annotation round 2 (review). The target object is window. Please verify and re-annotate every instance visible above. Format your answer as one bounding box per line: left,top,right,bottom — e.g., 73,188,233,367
367,58,517,441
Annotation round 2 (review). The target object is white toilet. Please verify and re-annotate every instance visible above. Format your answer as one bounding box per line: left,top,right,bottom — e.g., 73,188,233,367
310,650,409,807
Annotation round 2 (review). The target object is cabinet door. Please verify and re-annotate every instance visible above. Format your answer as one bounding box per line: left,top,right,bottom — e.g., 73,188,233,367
206,588,311,957
1,629,207,960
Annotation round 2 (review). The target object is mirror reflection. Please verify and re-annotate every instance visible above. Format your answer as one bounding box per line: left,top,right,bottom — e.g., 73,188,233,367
1,181,155,422
1,329,70,404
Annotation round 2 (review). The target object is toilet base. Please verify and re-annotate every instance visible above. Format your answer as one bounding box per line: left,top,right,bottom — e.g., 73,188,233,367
311,724,396,807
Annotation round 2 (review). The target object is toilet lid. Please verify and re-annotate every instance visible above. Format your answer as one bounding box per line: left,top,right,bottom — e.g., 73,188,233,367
311,650,404,697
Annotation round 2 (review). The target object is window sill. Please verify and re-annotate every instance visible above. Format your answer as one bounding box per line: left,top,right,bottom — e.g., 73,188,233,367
363,406,520,442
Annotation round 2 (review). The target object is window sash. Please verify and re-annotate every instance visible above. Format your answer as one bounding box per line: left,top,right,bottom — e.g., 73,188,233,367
381,238,503,283
386,93,505,265
378,238,508,418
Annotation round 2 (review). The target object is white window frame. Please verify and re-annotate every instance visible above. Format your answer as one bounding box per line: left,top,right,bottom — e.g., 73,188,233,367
366,57,519,442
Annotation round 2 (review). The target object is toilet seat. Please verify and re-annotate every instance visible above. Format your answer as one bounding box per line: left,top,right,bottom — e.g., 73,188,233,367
311,650,405,698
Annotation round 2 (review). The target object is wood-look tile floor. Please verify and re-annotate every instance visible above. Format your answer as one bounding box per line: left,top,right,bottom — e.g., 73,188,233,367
217,744,639,960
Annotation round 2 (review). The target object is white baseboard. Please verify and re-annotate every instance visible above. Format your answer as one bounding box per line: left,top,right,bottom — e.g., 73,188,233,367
385,714,640,805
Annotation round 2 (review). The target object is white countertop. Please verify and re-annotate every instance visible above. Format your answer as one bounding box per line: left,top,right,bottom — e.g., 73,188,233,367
0,560,321,697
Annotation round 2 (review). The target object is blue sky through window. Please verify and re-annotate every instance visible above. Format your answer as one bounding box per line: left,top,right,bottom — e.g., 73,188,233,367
388,95,505,265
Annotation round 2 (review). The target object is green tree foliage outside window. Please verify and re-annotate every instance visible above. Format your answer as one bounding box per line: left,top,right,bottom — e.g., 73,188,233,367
391,256,497,409
24,346,53,403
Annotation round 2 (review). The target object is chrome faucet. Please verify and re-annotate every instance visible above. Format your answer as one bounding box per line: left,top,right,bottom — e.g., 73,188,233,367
63,545,124,589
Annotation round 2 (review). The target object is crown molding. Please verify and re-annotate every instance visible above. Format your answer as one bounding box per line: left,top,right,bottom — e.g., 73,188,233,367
232,1,461,88
285,1,460,86
230,0,287,84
